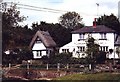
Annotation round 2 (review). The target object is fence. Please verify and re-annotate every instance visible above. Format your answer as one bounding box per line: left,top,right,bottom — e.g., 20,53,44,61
3,63,120,73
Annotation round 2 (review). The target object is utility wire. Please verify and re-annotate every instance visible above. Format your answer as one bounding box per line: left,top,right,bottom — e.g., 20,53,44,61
2,2,99,16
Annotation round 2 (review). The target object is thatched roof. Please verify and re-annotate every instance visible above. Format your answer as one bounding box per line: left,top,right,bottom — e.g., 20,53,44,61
29,30,56,48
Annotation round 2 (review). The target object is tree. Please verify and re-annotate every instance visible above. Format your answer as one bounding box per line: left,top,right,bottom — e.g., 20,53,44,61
2,3,33,51
85,37,100,71
59,11,83,29
2,3,26,28
97,14,120,34
2,3,27,50
2,3,34,64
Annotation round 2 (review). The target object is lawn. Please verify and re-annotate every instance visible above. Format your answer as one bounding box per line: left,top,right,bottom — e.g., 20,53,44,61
54,73,120,81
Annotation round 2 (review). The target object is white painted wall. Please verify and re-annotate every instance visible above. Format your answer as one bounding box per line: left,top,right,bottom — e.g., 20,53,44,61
60,32,117,58
72,34,80,42
32,42,47,59
32,42,46,50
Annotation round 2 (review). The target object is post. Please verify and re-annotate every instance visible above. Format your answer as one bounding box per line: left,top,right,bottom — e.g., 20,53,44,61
66,64,69,70
109,62,112,72
9,63,11,69
47,63,49,70
27,60,31,77
57,63,60,72
89,64,92,70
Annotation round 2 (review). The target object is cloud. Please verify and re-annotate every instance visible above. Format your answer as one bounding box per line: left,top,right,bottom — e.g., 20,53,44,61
3,0,120,27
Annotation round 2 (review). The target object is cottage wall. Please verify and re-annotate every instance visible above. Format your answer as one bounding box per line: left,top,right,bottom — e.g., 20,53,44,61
60,32,116,58
32,42,47,58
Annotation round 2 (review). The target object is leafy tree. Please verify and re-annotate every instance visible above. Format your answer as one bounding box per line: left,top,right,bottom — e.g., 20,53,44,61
97,14,120,34
2,3,26,28
2,3,27,50
59,11,84,29
2,3,34,64
2,3,34,50
85,37,100,70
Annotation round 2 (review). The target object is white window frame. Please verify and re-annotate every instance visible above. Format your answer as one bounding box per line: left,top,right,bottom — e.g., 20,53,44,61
78,46,85,52
100,33,107,39
99,46,108,52
62,49,69,53
79,34,85,40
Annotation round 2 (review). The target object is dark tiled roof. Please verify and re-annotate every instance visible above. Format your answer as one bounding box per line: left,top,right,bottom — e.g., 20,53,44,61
115,35,120,46
29,30,56,48
72,25,115,33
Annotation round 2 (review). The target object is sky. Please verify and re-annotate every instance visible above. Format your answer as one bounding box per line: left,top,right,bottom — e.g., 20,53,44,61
2,0,120,28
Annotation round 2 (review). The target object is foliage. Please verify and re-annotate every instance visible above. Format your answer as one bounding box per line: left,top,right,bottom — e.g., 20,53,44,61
2,3,33,51
85,37,100,70
116,47,120,58
2,3,26,27
2,47,33,64
69,58,87,64
48,53,72,64
85,37,100,64
96,51,106,64
59,11,84,29
2,3,34,64
97,14,120,34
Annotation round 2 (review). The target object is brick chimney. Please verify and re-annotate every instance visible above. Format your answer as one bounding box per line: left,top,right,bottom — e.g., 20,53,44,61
93,18,96,28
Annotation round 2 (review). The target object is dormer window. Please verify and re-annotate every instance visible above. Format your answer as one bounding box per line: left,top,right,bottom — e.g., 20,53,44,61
100,33,107,40
36,37,42,43
79,33,85,40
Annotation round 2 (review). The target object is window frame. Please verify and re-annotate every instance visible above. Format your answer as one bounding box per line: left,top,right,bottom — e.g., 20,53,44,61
78,33,85,40
99,33,107,40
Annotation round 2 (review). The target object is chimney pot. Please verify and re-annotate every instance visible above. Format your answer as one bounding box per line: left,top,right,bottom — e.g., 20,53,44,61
93,18,96,28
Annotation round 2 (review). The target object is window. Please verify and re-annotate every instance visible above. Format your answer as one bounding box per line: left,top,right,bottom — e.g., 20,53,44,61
79,34,85,40
99,46,108,52
62,49,69,53
40,51,42,56
78,46,85,52
36,38,42,43
36,51,39,56
100,33,107,40
36,51,42,57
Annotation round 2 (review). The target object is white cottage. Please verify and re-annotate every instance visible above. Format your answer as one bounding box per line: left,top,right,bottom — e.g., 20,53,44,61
59,25,120,59
29,30,56,59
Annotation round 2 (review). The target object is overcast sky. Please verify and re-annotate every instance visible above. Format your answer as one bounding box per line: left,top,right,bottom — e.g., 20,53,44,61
3,0,120,27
